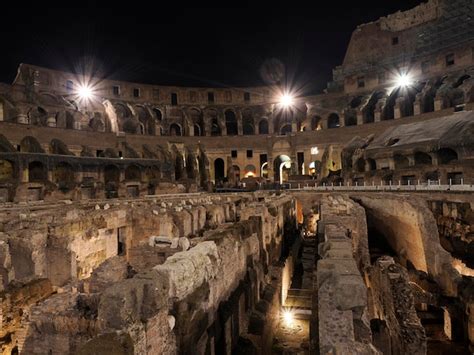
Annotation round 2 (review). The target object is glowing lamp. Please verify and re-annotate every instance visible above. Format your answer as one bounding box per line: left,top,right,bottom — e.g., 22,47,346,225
283,309,294,326
396,74,412,88
279,93,294,107
78,85,93,99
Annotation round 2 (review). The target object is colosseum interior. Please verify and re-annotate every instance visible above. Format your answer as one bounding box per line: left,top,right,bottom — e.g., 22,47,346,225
0,0,473,354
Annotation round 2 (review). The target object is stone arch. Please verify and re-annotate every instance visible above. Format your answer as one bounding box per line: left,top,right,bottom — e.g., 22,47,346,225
393,154,409,169
273,154,291,183
225,110,238,136
169,123,183,136
258,119,269,135
194,124,202,136
53,162,75,191
362,91,385,123
422,78,444,113
311,115,322,130
367,158,376,171
172,148,185,181
20,136,45,153
242,110,254,135
125,164,141,181
214,158,225,182
327,113,340,128
355,158,365,172
0,159,15,181
344,110,357,126
28,161,46,182
211,118,221,136
28,106,48,126
153,108,163,121
135,105,154,135
437,148,458,164
188,108,205,136
280,124,292,135
414,151,432,166
104,165,120,183
89,112,106,132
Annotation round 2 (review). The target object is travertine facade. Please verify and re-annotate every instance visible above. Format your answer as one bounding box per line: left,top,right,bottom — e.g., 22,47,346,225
0,1,473,354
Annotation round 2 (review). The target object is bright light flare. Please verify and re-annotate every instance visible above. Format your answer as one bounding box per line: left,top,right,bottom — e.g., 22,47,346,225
279,93,294,108
77,85,93,99
395,73,412,88
282,309,294,326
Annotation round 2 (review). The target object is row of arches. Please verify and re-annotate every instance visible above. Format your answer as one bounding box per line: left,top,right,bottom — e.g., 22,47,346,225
354,148,459,173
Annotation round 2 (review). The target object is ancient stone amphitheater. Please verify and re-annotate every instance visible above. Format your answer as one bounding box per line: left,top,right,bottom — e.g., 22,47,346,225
0,0,473,354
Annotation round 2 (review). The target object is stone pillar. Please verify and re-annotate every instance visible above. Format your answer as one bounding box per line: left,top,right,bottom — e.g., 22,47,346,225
0,102,3,121
434,95,444,111
339,113,345,127
374,100,384,122
17,114,28,124
269,116,275,134
414,94,422,116
237,111,243,136
408,155,415,167
74,121,81,130
394,97,404,119
356,111,363,125
47,116,56,127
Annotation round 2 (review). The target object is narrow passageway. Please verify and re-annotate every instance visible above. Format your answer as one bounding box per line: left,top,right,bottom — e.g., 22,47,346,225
273,226,316,354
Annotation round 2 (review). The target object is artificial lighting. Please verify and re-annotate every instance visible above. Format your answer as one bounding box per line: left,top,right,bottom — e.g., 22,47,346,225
279,93,294,107
395,73,412,88
77,85,93,99
282,309,294,326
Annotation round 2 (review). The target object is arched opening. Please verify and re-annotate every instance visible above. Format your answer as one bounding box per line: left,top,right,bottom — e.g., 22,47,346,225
174,154,184,181
232,165,240,181
28,161,46,182
153,108,162,121
414,152,432,166
327,113,340,128
280,124,292,135
53,162,75,191
344,110,358,126
186,154,197,179
211,118,221,136
125,164,141,181
242,118,254,135
225,110,238,135
28,106,48,126
0,159,14,181
273,155,291,184
452,75,471,89
393,154,409,169
311,116,322,130
20,136,44,153
367,158,377,171
145,166,160,194
258,119,269,134
422,78,444,113
194,124,202,136
356,158,365,172
437,148,458,164
169,123,182,136
244,164,256,178
214,158,225,183
260,162,268,178
104,165,120,198
363,91,385,123
309,160,322,178
66,112,75,129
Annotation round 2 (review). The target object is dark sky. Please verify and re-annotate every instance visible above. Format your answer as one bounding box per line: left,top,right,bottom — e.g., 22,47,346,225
2,1,423,94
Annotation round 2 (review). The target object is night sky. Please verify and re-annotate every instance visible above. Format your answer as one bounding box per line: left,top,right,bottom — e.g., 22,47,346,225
2,1,423,94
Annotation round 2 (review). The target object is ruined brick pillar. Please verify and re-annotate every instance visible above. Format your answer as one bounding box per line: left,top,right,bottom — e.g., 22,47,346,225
356,110,363,125
414,94,422,115
434,95,444,111
237,111,243,136
394,97,404,119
